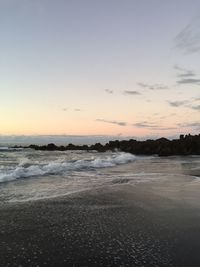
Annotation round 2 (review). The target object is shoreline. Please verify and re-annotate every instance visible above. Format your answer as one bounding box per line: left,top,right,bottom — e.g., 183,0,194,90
1,178,200,266
14,133,200,156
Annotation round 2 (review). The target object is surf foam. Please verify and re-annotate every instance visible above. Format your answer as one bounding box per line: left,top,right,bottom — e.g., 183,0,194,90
0,152,136,183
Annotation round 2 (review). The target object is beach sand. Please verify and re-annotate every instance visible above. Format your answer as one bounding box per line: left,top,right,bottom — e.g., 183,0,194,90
1,175,200,267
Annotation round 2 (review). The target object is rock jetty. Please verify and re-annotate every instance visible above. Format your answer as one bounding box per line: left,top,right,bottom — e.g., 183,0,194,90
25,133,200,156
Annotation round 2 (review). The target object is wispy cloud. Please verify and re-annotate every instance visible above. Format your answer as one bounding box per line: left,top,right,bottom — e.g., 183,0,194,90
168,100,188,107
96,119,177,130
174,64,200,85
137,83,168,90
133,122,160,128
191,105,200,111
177,78,200,85
174,64,195,78
62,108,82,112
123,90,141,95
167,99,200,111
174,17,200,54
157,113,176,119
96,119,127,126
133,122,176,131
177,122,200,128
105,89,113,94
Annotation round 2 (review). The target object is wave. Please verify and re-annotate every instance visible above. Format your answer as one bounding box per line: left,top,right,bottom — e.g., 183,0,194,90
0,153,136,183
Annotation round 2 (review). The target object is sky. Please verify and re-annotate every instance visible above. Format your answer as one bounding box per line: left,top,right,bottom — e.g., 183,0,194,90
0,0,200,139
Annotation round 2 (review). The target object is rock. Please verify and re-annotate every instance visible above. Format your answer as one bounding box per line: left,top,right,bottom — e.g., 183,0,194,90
27,133,200,156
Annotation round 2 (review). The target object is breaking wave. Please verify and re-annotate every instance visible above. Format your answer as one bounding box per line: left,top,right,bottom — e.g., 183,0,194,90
0,153,136,183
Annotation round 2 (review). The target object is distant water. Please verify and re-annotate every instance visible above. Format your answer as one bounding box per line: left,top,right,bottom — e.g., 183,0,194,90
0,135,130,146
0,148,200,203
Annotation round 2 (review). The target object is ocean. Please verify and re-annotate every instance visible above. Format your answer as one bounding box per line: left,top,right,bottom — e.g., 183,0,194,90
0,147,200,203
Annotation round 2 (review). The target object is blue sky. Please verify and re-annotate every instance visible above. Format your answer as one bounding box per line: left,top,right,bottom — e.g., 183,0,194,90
0,0,200,138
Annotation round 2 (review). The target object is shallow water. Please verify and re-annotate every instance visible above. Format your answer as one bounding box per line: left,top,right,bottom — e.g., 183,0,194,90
0,148,200,202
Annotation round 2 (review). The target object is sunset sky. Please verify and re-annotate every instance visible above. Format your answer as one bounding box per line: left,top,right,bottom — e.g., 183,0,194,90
1,0,200,138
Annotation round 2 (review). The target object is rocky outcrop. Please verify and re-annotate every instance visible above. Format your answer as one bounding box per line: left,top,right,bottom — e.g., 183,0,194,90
27,133,200,156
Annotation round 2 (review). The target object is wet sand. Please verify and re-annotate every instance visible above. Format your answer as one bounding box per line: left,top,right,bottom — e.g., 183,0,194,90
1,176,200,267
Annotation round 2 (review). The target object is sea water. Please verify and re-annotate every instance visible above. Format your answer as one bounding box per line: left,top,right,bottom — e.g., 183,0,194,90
0,147,200,203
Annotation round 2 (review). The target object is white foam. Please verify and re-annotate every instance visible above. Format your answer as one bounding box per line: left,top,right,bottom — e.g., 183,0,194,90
0,147,9,150
0,153,136,183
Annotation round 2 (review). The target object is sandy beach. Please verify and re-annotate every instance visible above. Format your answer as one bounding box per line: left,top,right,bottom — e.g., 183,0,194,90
1,173,200,267
1,0,200,265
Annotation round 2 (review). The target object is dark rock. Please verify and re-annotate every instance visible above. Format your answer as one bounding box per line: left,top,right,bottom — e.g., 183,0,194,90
27,133,200,156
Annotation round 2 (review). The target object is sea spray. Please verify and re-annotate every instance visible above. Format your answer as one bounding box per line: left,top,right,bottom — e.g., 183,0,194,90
0,152,136,183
